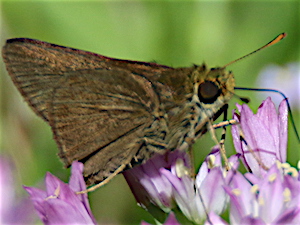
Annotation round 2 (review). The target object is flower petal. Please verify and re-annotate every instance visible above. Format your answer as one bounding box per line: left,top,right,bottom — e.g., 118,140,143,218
24,162,96,224
278,100,288,162
231,98,288,177
204,212,228,225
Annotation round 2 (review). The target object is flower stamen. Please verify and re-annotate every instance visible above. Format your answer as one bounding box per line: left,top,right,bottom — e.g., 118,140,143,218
251,184,259,194
285,167,298,177
232,188,241,196
283,188,291,202
45,184,60,200
175,158,190,177
268,173,277,182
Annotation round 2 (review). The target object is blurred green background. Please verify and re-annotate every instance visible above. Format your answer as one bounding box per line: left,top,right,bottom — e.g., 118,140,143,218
1,1,299,224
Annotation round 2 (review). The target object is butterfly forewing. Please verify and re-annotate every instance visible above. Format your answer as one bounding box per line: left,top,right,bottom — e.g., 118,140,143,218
2,38,235,186
2,39,181,185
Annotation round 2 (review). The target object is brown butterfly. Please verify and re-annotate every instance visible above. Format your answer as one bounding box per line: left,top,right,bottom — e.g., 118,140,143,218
2,33,285,187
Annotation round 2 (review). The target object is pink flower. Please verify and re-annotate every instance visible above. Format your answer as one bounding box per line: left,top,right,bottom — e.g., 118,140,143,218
124,147,239,224
161,148,238,224
123,149,190,218
231,97,288,177
0,156,36,224
256,63,300,110
224,162,300,224
24,161,97,225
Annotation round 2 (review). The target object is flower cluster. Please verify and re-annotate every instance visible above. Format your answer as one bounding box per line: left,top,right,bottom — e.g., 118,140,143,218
222,161,300,224
123,97,300,224
6,97,299,224
124,146,238,224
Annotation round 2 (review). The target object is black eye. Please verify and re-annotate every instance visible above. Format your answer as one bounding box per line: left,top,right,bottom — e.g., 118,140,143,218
198,81,221,104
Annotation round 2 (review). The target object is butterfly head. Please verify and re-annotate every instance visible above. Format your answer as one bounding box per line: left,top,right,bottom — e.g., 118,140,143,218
191,64,235,108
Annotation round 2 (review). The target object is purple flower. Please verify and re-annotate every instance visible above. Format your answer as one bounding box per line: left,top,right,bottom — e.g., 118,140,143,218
123,150,191,214
24,161,97,225
224,162,300,224
161,147,238,224
124,145,241,224
231,97,288,177
0,155,36,224
256,62,300,110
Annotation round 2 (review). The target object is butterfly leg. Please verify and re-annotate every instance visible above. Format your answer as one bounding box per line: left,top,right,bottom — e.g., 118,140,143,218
214,116,269,172
219,105,229,170
77,163,127,194
211,117,239,168
209,104,238,170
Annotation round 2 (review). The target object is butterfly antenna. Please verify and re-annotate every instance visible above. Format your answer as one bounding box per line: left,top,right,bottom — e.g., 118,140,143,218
222,33,287,68
235,87,300,143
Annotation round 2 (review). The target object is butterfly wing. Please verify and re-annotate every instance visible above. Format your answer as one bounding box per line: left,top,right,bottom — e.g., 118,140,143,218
2,38,178,185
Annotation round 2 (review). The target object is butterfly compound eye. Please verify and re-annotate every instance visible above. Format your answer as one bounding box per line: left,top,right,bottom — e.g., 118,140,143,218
198,81,221,104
